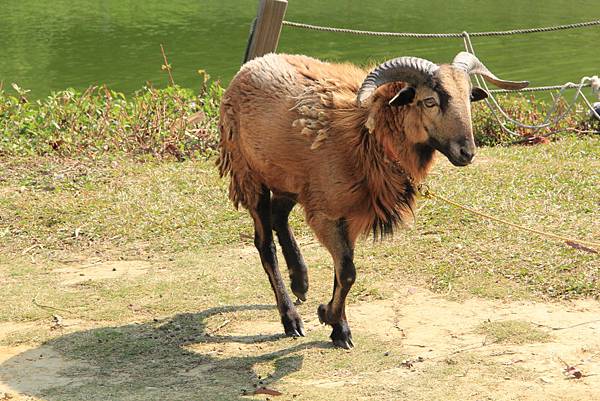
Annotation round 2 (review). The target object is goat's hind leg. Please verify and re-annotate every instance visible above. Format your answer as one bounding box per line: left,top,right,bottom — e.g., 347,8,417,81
272,195,309,302
250,187,305,337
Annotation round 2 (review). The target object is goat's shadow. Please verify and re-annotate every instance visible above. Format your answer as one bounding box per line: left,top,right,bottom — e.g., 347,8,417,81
0,304,329,400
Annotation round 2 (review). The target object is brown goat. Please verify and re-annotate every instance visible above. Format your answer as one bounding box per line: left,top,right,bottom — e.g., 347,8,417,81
218,52,527,348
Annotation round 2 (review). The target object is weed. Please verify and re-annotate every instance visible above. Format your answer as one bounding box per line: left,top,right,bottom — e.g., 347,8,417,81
472,94,599,146
1,84,598,160
477,320,552,344
0,83,222,159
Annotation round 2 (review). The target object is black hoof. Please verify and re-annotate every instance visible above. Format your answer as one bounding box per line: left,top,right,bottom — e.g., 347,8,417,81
282,310,305,337
290,271,309,302
292,291,307,303
317,304,354,349
330,321,353,349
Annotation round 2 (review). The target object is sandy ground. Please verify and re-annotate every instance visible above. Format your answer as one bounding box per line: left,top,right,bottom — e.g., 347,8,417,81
1,275,599,400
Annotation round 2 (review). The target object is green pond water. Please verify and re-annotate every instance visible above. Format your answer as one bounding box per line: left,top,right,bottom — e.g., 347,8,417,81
1,0,598,98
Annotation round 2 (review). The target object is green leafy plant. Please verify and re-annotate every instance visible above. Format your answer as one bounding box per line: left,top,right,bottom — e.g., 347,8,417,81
472,94,599,146
0,82,223,159
1,84,598,159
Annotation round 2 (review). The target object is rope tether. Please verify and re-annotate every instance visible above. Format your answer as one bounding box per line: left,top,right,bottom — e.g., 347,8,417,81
283,16,600,253
489,83,592,94
417,184,599,253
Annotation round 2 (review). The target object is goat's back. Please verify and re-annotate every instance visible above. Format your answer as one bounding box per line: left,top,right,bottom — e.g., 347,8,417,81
218,54,367,217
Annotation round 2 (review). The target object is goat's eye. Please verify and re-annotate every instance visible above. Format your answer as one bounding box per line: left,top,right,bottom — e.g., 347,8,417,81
422,97,437,108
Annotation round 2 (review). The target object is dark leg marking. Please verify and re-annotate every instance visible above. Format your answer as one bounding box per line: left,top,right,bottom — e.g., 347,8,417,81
312,217,356,349
250,187,304,337
272,195,309,302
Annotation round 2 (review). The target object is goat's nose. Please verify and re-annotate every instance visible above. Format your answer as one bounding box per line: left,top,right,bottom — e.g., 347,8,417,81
460,147,474,163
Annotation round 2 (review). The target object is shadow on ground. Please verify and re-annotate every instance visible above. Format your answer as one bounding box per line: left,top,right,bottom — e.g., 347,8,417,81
0,305,328,400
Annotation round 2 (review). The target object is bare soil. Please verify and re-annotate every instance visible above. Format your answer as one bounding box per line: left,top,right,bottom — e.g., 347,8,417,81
1,262,599,400
52,260,152,286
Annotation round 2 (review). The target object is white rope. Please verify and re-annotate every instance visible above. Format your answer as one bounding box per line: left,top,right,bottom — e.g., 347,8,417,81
282,19,600,38
462,33,600,135
488,83,591,94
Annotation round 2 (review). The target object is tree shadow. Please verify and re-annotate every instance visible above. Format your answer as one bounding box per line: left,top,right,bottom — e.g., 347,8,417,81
0,304,329,400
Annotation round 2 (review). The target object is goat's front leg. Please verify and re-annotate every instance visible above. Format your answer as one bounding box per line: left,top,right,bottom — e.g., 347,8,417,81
250,187,304,337
309,215,356,349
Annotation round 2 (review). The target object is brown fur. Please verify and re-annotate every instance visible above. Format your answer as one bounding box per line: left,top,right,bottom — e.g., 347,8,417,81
216,53,518,347
217,54,438,243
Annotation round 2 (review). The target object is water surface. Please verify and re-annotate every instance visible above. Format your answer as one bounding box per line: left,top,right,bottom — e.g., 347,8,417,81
0,0,598,97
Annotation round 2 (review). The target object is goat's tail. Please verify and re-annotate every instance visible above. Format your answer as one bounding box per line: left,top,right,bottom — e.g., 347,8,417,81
216,98,261,210
216,97,235,179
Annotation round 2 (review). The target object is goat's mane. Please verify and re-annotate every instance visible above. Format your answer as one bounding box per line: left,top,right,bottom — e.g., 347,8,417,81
293,81,424,239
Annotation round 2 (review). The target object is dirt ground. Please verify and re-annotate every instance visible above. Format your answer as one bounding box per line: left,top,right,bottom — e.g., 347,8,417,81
1,141,598,400
1,257,599,400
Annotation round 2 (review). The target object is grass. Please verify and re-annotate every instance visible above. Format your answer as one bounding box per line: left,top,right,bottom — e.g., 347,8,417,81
476,320,552,344
1,136,598,308
471,94,598,146
1,83,597,159
1,83,599,400
0,137,598,399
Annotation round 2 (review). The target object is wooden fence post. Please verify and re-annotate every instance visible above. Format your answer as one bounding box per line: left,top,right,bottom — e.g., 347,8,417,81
244,0,288,63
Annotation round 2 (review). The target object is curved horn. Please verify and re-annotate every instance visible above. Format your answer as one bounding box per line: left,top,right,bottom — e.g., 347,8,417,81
452,51,529,90
357,57,439,106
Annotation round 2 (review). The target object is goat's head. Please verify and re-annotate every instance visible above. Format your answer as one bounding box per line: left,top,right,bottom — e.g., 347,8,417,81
357,52,528,166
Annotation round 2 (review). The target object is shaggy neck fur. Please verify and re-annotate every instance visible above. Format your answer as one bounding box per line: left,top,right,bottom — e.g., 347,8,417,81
292,73,437,239
330,84,436,239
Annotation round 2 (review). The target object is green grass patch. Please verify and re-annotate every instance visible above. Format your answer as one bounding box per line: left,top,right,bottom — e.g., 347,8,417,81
1,82,598,159
1,137,598,304
476,320,552,344
472,94,599,146
0,138,597,400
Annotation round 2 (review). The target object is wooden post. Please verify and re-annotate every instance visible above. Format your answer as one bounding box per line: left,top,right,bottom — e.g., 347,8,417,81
244,0,288,63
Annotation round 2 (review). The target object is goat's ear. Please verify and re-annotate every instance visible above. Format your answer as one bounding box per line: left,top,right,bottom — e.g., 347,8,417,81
388,87,416,107
471,87,488,102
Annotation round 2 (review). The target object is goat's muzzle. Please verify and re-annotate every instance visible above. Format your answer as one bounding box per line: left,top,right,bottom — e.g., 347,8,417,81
429,137,475,166
447,140,475,166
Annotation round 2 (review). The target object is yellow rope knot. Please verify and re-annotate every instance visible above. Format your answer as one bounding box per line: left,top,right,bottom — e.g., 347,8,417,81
416,183,433,199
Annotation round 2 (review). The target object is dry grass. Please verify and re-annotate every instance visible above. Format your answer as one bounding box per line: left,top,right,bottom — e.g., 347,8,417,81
0,136,599,400
476,320,553,344
1,136,598,300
